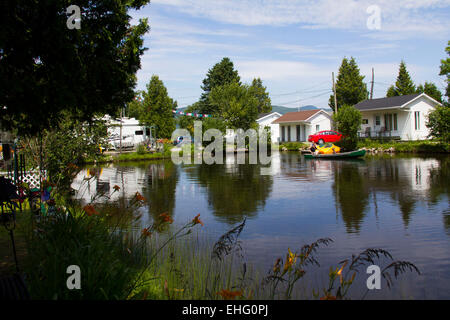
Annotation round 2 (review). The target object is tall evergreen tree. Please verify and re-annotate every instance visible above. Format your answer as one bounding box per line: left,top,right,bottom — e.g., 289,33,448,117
249,78,272,114
416,82,443,103
386,61,416,97
196,57,241,115
140,75,176,139
209,81,260,131
329,57,368,111
439,41,450,102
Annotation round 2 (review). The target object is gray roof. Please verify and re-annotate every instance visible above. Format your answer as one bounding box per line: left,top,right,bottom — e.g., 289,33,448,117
257,112,271,119
354,94,421,111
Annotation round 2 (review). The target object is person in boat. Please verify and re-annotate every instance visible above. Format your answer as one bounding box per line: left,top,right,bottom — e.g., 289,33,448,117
310,142,319,154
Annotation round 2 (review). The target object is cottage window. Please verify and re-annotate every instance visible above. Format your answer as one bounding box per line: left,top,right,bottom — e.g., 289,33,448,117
296,125,301,141
316,125,320,132
135,130,144,135
375,115,380,126
362,119,368,125
393,114,398,131
414,111,420,130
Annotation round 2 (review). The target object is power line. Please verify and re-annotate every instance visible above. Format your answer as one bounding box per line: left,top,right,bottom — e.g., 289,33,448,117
273,90,332,106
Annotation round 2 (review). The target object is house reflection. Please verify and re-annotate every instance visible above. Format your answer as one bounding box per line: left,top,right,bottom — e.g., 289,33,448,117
330,156,446,232
72,161,179,222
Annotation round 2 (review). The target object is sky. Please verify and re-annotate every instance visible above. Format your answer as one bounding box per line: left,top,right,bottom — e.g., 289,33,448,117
130,0,450,110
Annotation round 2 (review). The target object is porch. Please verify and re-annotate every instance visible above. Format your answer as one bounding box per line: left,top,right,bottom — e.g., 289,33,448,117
279,123,311,143
357,109,408,141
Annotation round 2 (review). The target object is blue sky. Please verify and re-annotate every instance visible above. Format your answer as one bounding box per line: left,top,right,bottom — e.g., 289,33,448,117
130,0,450,109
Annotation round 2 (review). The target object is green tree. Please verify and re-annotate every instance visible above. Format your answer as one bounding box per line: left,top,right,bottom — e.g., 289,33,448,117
426,105,450,142
439,41,450,102
209,81,259,130
197,57,241,115
21,112,108,189
329,57,368,111
127,91,145,119
140,75,176,139
416,82,443,103
332,105,362,151
0,0,150,135
386,61,416,97
249,78,272,114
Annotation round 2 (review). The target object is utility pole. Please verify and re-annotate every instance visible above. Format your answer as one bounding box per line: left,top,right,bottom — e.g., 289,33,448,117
332,72,338,116
370,67,374,100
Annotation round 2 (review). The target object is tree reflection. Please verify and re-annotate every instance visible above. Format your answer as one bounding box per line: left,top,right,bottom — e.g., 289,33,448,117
187,162,273,224
427,156,450,234
332,161,369,233
143,161,179,222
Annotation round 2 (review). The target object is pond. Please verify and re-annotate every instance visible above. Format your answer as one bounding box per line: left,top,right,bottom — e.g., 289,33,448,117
72,153,450,299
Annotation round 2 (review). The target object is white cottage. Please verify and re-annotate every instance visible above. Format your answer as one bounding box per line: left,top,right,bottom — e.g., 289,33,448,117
256,112,282,142
272,109,332,142
354,93,441,140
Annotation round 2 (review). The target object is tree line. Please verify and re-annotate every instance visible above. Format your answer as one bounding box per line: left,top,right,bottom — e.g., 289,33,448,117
128,57,272,138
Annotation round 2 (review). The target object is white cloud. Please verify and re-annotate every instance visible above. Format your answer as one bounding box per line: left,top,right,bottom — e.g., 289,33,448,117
236,59,331,81
151,0,450,38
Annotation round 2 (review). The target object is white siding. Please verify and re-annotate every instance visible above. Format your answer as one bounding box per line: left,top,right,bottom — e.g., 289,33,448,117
277,111,332,142
407,97,436,140
257,113,281,142
309,113,332,133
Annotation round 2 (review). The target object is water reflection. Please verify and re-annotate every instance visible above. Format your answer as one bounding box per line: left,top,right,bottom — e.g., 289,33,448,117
331,161,370,233
328,156,448,232
71,154,450,299
185,162,273,224
144,161,178,221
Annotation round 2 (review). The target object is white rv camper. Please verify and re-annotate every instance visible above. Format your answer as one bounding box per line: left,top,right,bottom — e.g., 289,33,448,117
104,116,154,150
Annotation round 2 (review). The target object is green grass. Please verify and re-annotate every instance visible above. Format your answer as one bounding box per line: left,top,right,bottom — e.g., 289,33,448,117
357,139,449,153
0,209,32,274
279,142,309,151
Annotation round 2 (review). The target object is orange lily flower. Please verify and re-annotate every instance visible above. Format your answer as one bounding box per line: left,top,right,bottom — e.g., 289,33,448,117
142,228,152,238
192,214,204,226
159,213,174,224
113,185,121,191
83,204,99,216
135,192,146,202
217,289,243,300
283,248,297,272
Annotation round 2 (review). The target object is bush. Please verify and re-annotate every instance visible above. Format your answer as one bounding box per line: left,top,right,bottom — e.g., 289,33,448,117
280,142,308,151
426,105,450,143
136,144,147,155
333,105,362,151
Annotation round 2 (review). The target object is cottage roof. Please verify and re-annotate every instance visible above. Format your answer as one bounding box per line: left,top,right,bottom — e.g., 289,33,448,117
272,110,324,124
354,94,425,111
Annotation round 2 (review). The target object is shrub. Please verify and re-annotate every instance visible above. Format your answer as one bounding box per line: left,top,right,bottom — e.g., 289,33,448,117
426,105,450,143
137,144,147,155
333,105,362,151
